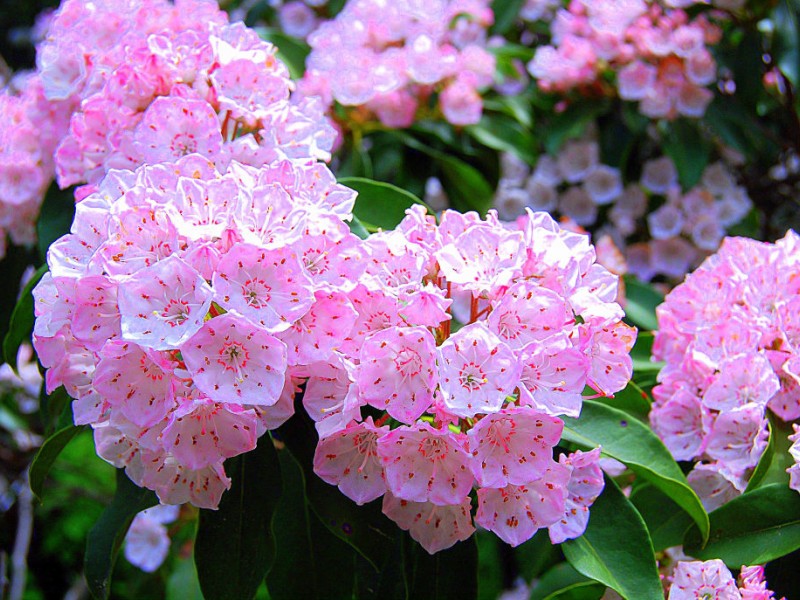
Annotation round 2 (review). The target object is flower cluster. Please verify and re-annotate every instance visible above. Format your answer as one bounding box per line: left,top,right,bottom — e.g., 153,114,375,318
0,73,71,259
32,154,358,509
493,140,752,282
651,232,800,509
34,0,334,194
528,0,721,119
668,560,783,600
310,206,636,552
298,0,497,127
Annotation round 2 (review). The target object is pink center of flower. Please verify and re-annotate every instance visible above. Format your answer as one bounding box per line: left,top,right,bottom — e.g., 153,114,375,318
459,362,487,391
159,298,190,327
394,347,422,378
218,341,250,380
303,249,329,275
241,277,271,309
170,132,198,157
418,436,448,461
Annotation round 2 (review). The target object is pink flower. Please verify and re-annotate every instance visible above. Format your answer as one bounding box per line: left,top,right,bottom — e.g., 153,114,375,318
117,255,213,351
356,326,438,424
466,406,563,488
212,244,315,333
668,559,740,599
548,448,605,544
182,312,287,406
474,464,570,547
377,422,473,506
313,418,389,505
382,493,475,554
438,323,521,418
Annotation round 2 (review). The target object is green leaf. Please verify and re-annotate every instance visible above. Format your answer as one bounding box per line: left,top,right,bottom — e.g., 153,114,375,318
348,215,370,240
466,114,537,165
258,30,310,79
750,414,796,489
396,134,495,215
630,332,663,376
562,400,709,543
661,119,711,190
29,423,85,501
277,405,398,571
267,449,356,600
85,469,159,600
592,381,651,423
529,563,605,600
773,0,800,88
541,101,610,155
195,434,283,600
37,183,75,263
684,484,800,566
406,535,478,600
747,421,777,493
630,484,693,551
623,276,662,332
490,0,525,35
338,176,427,231
3,264,47,372
438,156,494,215
562,477,662,600
482,95,534,129
166,558,205,600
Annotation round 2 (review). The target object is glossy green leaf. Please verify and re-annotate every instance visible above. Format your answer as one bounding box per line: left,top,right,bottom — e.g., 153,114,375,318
355,532,407,600
85,469,159,600
339,176,427,231
592,381,651,423
630,332,662,375
406,535,478,600
623,276,662,332
751,415,796,489
195,434,283,600
3,264,47,372
684,484,800,566
542,101,610,155
483,95,534,129
267,449,356,600
661,119,711,190
37,183,75,262
166,558,204,600
562,477,661,600
773,0,800,88
396,134,495,215
747,421,777,493
437,155,495,215
348,215,370,240
562,400,709,542
258,30,310,79
529,563,605,600
466,114,536,165
490,0,525,34
277,405,398,571
630,484,693,551
29,423,85,501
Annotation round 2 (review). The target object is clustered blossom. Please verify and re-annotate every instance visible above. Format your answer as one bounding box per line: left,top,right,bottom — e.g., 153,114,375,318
650,232,800,508
668,560,783,600
32,154,359,509
298,0,497,127
34,0,334,195
493,140,752,282
311,206,636,552
528,0,721,119
0,73,71,259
